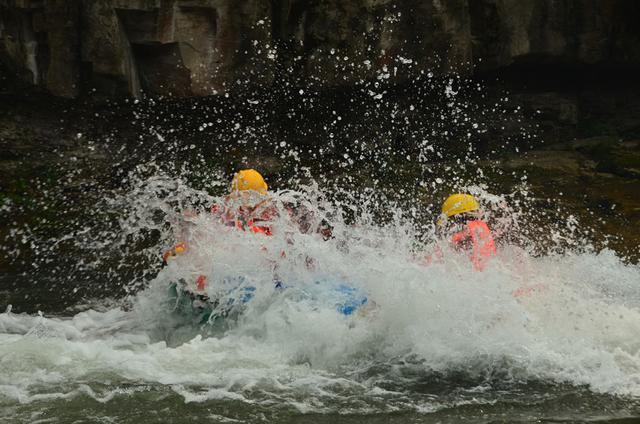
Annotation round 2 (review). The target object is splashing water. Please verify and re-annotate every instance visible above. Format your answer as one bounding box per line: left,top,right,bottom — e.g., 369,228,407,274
1,178,640,422
1,52,639,422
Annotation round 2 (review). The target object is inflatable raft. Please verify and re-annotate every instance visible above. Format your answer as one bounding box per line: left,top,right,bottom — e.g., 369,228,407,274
168,277,369,324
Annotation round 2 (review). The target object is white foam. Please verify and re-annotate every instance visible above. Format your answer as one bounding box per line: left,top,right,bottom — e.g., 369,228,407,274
1,190,639,412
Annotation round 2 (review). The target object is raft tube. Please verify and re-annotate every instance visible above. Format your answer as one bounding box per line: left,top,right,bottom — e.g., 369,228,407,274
168,278,368,324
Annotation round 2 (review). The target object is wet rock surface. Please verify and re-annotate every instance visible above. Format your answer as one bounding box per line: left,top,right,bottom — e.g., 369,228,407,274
1,0,640,98
498,138,640,258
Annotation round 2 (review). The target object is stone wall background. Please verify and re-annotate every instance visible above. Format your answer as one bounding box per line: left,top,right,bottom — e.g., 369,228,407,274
1,0,639,98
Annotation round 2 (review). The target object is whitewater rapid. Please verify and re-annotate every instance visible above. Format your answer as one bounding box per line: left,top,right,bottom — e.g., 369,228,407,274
1,202,639,414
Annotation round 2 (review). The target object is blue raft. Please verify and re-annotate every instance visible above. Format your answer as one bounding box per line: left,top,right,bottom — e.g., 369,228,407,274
168,278,368,324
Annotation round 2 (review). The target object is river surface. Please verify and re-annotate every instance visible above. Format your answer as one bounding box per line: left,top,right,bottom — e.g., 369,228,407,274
2,66,640,423
1,195,640,423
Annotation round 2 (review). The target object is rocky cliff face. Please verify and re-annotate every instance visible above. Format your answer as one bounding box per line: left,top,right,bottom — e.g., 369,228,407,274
1,0,639,98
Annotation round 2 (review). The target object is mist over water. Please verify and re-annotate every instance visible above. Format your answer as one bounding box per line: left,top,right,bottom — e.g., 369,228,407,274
1,52,639,422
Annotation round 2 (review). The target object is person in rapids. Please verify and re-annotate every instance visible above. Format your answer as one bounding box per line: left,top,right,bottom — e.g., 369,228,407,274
163,169,369,320
432,193,497,271
209,168,331,239
163,169,330,288
211,169,278,236
163,169,275,261
162,169,278,289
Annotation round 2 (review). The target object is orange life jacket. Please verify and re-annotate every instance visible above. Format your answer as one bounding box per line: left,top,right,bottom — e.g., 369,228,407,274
236,218,273,236
451,220,496,271
212,203,275,236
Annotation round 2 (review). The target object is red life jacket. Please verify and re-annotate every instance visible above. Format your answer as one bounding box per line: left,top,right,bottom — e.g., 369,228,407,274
212,202,275,236
237,218,273,236
451,220,496,271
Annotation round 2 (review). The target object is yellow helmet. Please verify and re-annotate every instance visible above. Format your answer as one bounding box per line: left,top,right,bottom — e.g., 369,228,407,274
441,193,479,218
231,169,268,194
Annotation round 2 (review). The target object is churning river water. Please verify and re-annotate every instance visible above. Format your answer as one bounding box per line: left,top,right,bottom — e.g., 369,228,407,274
1,189,640,423
2,64,639,423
